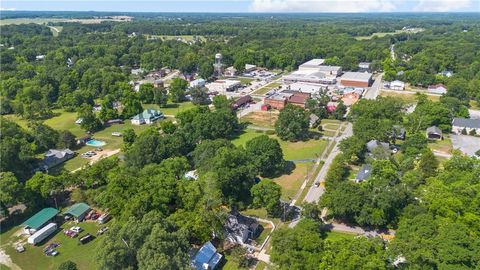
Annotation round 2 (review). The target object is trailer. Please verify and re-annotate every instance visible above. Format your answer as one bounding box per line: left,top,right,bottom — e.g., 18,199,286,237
27,223,57,245
97,213,111,224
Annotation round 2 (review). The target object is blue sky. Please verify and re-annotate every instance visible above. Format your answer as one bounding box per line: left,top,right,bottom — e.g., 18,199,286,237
1,0,479,13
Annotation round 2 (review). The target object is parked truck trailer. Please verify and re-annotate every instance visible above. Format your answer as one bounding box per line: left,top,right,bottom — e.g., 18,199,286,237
27,223,57,245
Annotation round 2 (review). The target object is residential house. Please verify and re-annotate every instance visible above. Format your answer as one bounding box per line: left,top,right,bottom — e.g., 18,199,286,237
366,140,390,153
392,125,406,140
225,213,260,245
358,62,371,72
426,126,443,140
452,118,480,135
154,79,164,88
38,149,75,171
428,84,447,94
390,80,405,90
439,70,453,77
190,79,206,88
131,109,163,125
22,208,59,235
64,203,91,222
355,164,372,183
232,95,252,110
35,55,45,61
131,68,145,76
339,72,372,88
191,242,222,270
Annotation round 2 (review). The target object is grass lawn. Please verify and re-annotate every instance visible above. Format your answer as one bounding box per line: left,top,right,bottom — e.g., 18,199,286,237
380,91,418,104
240,111,278,129
231,129,265,147
255,261,268,270
3,222,105,270
470,100,480,110
267,162,313,201
0,264,12,270
323,231,356,242
143,101,196,116
145,34,206,42
236,77,256,84
232,130,328,161
428,137,453,153
253,82,282,95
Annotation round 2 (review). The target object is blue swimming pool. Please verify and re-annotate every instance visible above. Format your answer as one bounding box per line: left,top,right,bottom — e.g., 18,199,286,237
86,139,106,147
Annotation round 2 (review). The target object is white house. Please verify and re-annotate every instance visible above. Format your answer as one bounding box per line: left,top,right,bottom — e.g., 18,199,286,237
245,64,257,72
131,109,163,125
428,84,447,94
190,78,206,88
390,80,405,90
452,118,480,135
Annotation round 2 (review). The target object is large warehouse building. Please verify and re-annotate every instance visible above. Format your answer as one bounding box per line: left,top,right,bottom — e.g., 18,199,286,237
340,72,373,87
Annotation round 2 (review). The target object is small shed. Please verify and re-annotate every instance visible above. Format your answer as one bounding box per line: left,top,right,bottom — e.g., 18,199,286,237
426,126,443,140
64,203,91,222
22,208,59,234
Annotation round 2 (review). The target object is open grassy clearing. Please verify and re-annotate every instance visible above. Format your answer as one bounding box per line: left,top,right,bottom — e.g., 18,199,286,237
355,28,423,40
143,101,196,116
428,137,453,153
240,111,278,129
252,82,282,95
323,231,356,241
267,162,313,201
470,100,480,110
232,130,328,161
380,90,440,103
2,221,105,270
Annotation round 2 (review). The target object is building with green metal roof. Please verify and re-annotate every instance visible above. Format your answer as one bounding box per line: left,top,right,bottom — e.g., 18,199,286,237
64,202,91,221
22,208,59,233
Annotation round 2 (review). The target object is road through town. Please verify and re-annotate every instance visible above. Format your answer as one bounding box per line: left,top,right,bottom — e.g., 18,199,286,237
303,122,353,203
363,73,383,100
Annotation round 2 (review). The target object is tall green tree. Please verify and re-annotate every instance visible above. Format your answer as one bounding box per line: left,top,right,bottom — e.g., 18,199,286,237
275,104,309,142
169,78,188,103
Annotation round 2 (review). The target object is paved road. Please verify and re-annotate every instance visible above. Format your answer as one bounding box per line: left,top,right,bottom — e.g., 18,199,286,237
363,73,383,100
237,101,263,118
303,123,353,203
469,109,480,119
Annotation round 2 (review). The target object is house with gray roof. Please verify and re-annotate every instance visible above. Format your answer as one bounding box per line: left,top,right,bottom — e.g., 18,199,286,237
38,149,74,171
452,118,480,135
225,213,259,245
366,140,390,153
191,242,222,270
131,109,163,125
355,164,372,183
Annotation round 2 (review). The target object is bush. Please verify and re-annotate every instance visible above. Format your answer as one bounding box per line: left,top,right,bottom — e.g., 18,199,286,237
265,130,276,135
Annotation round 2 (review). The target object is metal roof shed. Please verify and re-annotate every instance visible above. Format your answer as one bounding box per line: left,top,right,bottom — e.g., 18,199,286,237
22,208,59,230
64,203,91,220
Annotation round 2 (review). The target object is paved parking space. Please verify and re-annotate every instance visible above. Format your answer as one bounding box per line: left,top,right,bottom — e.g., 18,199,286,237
451,134,480,157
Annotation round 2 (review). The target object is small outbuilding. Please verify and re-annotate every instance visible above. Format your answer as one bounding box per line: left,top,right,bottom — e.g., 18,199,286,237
426,126,443,140
22,208,59,235
191,241,223,270
64,203,91,222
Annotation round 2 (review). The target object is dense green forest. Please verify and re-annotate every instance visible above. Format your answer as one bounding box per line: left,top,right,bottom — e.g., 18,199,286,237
1,13,480,269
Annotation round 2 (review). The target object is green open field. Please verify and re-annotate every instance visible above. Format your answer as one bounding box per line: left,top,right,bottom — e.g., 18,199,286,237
232,130,328,161
428,136,453,153
1,221,105,270
380,90,440,103
253,82,282,95
355,28,423,40
143,101,196,116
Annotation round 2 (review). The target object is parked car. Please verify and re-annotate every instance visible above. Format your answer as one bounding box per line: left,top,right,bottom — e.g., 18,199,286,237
97,227,109,236
79,234,94,245
98,213,111,224
63,229,78,238
314,181,320,188
70,226,83,233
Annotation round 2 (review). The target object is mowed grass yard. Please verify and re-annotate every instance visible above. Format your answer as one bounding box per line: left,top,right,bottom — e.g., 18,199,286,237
233,129,328,200
380,90,441,103
2,221,105,270
143,101,196,116
253,82,282,95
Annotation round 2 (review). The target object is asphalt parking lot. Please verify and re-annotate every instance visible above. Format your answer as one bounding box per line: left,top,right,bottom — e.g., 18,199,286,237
450,134,480,157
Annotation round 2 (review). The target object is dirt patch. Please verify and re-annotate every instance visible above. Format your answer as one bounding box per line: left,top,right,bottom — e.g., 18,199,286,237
88,149,120,164
241,111,279,128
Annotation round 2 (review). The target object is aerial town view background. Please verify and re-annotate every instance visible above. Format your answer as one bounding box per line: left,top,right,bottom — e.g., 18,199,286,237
0,2,480,270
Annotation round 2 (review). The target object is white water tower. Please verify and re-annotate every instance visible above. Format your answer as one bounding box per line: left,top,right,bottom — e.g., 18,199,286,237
213,53,224,76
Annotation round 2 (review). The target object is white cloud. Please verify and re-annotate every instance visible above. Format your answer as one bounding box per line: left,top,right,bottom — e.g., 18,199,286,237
249,0,397,12
0,7,17,11
413,0,477,12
